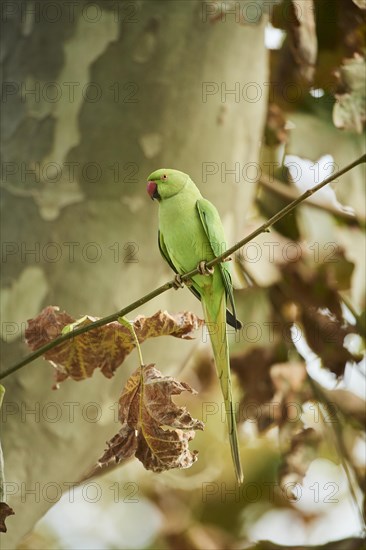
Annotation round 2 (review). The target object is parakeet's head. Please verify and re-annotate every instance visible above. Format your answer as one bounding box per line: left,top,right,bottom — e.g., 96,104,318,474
146,168,189,201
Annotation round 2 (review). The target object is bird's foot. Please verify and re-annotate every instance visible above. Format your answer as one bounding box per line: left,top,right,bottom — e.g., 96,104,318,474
197,261,214,276
173,274,184,290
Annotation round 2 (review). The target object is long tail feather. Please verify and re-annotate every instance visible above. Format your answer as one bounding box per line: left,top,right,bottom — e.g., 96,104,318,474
202,295,244,484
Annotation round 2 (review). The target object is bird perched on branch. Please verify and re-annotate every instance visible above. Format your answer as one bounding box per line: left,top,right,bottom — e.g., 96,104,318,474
147,168,243,484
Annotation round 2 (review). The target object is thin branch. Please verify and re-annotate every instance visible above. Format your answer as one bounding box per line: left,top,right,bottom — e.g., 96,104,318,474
258,173,365,226
1,154,365,381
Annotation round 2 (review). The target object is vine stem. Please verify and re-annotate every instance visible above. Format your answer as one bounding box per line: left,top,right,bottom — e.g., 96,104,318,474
258,173,365,226
1,154,365,381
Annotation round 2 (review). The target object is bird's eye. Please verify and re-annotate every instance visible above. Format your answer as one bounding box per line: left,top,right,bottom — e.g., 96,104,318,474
161,174,168,181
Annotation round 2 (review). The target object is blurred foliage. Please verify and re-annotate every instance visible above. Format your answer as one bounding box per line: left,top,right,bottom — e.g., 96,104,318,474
4,0,366,548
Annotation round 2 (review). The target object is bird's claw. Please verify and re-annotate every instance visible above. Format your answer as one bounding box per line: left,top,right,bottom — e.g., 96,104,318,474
173,274,184,290
197,261,214,276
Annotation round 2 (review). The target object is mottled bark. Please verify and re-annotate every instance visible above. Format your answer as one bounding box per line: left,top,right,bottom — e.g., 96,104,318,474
1,0,268,545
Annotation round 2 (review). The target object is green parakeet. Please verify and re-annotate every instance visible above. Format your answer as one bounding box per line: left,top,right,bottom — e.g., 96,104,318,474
147,168,243,483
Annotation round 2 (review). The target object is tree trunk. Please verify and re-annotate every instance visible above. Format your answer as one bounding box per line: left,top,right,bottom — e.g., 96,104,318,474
1,1,268,545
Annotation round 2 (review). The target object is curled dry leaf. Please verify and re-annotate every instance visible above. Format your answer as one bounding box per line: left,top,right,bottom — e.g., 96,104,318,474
0,385,13,533
270,361,310,426
270,362,308,400
333,54,366,134
25,307,204,385
279,427,321,489
0,502,14,533
301,308,360,377
339,0,366,56
231,347,279,431
269,363,321,488
279,255,361,377
99,364,204,473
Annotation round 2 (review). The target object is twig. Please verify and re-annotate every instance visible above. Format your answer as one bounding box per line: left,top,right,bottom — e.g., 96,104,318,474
258,174,365,226
118,317,144,367
1,154,365,381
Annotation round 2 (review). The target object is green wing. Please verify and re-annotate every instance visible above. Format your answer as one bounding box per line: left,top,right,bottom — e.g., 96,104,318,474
158,230,178,275
158,229,241,329
158,230,203,302
196,198,240,329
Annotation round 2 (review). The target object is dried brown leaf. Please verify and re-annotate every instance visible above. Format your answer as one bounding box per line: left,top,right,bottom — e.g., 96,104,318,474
270,362,308,399
25,307,204,385
339,0,366,56
281,259,344,319
301,308,359,377
231,347,279,430
279,427,321,488
269,362,311,427
268,363,321,487
99,364,204,473
0,502,14,533
333,54,366,133
279,254,360,377
231,347,277,402
279,428,321,485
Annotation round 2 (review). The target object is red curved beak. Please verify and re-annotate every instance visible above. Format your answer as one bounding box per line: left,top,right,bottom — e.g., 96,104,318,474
147,180,158,200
